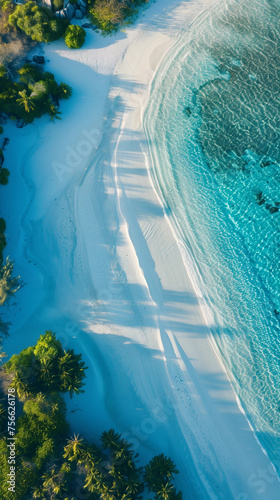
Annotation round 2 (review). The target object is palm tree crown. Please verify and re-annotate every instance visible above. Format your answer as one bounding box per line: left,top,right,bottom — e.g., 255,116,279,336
16,89,35,113
56,82,73,100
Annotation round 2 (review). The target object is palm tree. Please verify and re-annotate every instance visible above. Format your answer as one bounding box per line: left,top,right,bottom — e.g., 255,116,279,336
0,403,6,431
59,367,72,388
155,481,174,500
79,444,102,468
56,82,73,100
38,359,56,387
42,467,58,489
58,349,87,396
84,465,102,493
58,351,74,391
123,472,143,497
144,455,179,493
11,371,31,400
0,258,21,305
101,429,123,451
48,104,61,122
32,485,44,498
16,89,35,113
63,434,85,462
65,373,85,398
98,479,116,500
60,461,72,474
42,466,67,499
114,443,135,464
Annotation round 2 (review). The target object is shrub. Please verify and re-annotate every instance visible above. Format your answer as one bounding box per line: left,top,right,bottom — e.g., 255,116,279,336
34,330,63,364
0,0,13,12
88,0,125,34
18,63,43,84
0,218,6,234
53,0,64,10
64,24,86,49
0,167,10,185
9,1,68,43
0,66,6,78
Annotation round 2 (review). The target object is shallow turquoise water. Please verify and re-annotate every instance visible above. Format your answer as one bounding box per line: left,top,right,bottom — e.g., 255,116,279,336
145,0,280,474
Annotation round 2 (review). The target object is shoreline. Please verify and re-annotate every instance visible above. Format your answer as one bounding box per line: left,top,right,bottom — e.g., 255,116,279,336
107,8,280,497
2,0,280,498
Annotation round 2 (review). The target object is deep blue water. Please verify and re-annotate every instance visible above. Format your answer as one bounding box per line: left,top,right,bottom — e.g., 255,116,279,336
145,0,280,475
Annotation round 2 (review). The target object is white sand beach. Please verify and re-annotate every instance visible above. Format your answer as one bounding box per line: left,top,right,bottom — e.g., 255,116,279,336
2,0,280,497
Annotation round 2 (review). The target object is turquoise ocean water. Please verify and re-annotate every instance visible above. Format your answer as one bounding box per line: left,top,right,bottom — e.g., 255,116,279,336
145,0,280,474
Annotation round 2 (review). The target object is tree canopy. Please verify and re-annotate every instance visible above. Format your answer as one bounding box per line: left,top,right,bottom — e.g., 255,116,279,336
0,63,72,124
9,1,68,43
88,0,148,35
89,0,126,34
5,330,87,397
0,258,21,306
0,335,183,499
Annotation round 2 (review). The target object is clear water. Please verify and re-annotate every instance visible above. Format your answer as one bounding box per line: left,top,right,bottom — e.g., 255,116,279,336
145,0,280,474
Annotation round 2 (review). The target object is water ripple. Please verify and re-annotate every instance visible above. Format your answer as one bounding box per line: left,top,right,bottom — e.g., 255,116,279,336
145,0,280,474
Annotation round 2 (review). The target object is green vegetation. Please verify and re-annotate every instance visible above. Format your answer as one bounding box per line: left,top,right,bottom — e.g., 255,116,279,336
0,63,73,124
0,168,9,185
5,330,87,398
89,0,125,34
0,258,21,306
144,454,182,499
53,0,64,10
0,91,8,309
56,81,73,100
88,0,148,34
0,387,69,499
64,24,86,49
8,1,68,43
0,0,32,67
0,0,12,12
0,219,18,312
0,333,183,499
